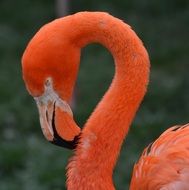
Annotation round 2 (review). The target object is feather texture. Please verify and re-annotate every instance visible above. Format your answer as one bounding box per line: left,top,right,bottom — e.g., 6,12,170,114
131,124,189,190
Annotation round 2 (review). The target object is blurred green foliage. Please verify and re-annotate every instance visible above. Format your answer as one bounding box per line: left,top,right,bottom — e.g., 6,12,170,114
0,0,188,189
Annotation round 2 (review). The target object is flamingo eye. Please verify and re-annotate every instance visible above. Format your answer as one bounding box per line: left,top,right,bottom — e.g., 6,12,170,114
45,78,51,87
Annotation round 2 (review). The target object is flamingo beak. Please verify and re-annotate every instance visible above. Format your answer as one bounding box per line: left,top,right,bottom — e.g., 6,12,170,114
34,78,80,149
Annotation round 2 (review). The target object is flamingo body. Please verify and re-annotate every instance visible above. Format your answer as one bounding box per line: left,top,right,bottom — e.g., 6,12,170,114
22,12,189,190
131,124,189,190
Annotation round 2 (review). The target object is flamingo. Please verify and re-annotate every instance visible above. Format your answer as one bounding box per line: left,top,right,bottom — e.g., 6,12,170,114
22,12,189,189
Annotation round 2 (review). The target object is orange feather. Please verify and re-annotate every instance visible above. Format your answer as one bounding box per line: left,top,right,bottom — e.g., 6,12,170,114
22,12,189,190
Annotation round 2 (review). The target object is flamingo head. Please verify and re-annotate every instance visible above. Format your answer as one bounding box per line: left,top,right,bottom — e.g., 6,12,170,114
21,23,81,149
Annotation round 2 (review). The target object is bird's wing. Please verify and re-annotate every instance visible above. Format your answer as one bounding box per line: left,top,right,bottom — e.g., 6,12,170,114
130,123,189,190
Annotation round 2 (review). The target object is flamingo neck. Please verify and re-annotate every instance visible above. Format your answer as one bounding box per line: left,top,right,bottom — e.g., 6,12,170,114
66,12,150,189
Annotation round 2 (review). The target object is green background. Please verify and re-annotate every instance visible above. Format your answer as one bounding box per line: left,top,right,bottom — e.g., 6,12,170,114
0,0,189,189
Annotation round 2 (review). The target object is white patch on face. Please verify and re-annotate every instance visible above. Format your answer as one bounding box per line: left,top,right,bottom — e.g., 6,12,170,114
34,78,73,117
33,77,73,140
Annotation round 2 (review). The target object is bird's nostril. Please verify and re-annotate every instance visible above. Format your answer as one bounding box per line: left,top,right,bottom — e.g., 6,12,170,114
46,110,49,123
52,102,56,126
51,102,57,139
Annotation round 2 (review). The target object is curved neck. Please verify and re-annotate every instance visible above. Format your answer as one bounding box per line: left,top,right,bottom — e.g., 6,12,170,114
66,12,150,189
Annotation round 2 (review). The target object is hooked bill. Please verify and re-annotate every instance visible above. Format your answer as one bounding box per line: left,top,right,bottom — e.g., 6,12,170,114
34,78,81,149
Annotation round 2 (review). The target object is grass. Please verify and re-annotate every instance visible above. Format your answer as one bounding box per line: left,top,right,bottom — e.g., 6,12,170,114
0,0,188,189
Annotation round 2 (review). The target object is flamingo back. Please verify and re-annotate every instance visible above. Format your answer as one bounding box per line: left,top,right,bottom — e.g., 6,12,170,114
130,124,189,190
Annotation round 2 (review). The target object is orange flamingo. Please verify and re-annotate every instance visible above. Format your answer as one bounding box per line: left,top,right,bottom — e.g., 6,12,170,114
22,12,189,189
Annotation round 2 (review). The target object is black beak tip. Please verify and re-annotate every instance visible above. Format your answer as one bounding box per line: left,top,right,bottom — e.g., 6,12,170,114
50,103,81,149
50,134,80,150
